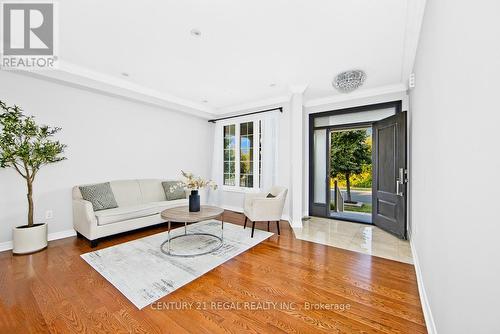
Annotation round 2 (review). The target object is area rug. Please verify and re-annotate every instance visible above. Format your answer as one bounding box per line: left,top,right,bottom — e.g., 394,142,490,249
81,220,273,309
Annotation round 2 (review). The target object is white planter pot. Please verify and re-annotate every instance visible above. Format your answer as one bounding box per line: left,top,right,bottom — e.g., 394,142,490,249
12,223,48,254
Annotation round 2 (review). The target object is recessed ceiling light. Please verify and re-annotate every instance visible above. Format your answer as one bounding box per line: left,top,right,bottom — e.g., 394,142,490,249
121,72,129,77
190,28,201,37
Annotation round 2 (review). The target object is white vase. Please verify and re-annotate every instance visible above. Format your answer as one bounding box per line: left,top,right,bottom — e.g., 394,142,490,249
12,223,48,254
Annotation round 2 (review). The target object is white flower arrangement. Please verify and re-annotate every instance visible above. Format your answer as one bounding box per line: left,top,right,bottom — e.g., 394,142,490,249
170,170,218,192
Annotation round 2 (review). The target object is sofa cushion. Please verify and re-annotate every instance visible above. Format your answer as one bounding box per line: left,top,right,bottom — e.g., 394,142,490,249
110,180,143,207
162,181,186,201
95,203,159,225
155,199,188,213
79,182,118,211
138,179,166,203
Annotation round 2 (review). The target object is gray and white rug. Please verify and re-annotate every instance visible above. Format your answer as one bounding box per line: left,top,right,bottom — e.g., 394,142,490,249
81,221,273,309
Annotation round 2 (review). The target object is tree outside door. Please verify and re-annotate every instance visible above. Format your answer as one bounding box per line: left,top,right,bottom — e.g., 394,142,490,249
330,129,371,203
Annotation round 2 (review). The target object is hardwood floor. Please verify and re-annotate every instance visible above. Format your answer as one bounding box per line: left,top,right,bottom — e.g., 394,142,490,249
0,211,427,333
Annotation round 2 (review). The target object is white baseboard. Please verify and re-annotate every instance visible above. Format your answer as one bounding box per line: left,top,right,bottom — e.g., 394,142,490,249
48,229,77,241
0,241,13,252
410,238,438,334
0,229,77,253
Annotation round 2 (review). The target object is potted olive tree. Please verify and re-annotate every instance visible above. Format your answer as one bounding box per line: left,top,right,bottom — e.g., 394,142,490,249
0,101,66,254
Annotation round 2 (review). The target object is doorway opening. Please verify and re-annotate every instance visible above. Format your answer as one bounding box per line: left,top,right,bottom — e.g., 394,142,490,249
309,101,408,239
329,127,372,224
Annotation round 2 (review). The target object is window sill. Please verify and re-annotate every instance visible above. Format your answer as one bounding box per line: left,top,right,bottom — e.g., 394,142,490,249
222,186,260,194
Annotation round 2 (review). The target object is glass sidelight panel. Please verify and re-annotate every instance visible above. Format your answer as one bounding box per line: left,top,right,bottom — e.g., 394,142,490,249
313,129,326,203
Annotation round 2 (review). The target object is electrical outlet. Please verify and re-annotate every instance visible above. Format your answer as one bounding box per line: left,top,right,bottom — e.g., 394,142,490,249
45,210,53,219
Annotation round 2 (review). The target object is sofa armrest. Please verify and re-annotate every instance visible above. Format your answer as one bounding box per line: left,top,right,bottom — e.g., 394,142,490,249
72,199,98,240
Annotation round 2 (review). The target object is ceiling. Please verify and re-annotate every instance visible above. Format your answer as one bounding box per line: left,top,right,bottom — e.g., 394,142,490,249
41,0,422,116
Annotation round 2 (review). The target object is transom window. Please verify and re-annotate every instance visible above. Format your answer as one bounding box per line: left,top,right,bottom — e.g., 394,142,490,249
223,120,261,189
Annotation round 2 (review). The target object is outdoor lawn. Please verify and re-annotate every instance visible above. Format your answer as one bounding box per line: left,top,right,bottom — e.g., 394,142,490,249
345,203,372,213
330,201,372,214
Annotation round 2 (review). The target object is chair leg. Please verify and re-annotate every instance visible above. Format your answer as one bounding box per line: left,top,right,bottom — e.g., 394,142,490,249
276,221,280,235
244,216,248,229
267,221,270,232
251,221,255,238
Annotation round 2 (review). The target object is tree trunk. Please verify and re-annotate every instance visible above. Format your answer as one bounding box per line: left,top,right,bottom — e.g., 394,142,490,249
345,172,352,203
27,179,34,227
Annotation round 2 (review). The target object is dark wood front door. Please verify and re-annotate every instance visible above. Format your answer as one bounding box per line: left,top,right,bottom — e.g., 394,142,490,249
372,112,407,239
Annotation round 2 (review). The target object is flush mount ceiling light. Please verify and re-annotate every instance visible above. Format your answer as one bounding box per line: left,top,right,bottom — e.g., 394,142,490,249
269,83,277,87
190,28,201,37
202,99,208,103
332,70,366,93
121,72,129,77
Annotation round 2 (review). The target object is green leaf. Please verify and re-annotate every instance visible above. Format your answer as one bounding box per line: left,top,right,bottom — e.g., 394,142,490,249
0,100,67,180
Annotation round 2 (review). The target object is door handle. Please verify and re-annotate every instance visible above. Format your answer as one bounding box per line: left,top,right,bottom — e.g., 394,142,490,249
396,179,404,196
396,168,407,196
399,168,408,184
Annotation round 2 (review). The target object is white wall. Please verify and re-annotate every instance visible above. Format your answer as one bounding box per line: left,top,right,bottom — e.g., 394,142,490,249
0,72,212,244
409,1,500,333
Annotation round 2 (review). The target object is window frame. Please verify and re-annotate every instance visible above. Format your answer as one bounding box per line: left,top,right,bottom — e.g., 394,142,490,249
222,118,261,192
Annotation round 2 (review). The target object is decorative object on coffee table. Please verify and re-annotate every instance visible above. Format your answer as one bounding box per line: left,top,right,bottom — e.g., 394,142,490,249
160,205,224,257
189,190,200,212
0,101,66,254
169,170,217,212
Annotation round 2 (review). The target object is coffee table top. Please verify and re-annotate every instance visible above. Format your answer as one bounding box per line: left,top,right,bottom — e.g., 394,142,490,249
161,205,224,223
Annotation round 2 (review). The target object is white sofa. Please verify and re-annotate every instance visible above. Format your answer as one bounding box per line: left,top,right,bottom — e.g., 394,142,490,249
72,179,188,247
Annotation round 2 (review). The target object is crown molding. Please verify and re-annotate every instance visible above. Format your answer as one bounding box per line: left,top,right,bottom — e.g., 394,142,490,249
215,83,407,117
11,60,216,119
304,83,407,112
215,95,290,116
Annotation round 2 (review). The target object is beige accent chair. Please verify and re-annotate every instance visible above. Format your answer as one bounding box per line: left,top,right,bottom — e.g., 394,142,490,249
243,186,288,237
72,179,188,247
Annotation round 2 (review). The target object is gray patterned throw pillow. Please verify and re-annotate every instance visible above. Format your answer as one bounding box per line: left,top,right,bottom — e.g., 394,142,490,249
162,181,186,201
79,182,118,211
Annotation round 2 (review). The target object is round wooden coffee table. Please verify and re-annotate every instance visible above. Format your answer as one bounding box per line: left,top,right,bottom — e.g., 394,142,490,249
160,205,224,257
